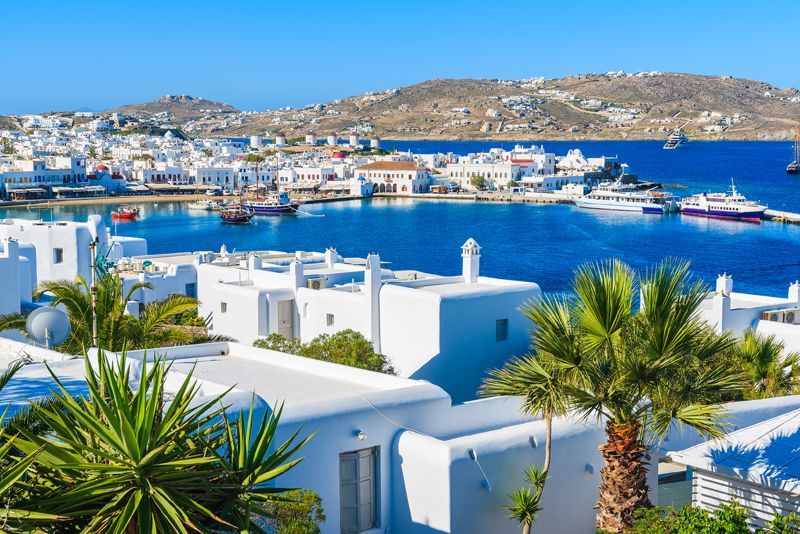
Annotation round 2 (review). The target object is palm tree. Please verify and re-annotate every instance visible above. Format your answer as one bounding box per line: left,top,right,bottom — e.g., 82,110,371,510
485,259,741,532
0,274,199,353
481,296,578,533
505,465,547,534
734,329,800,399
12,350,312,532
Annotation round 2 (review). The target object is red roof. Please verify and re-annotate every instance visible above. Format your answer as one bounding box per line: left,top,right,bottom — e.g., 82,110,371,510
331,151,346,159
96,164,109,171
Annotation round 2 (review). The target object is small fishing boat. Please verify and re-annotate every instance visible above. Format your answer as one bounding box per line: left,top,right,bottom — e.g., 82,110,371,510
680,179,766,222
111,205,139,220
244,191,300,215
219,205,253,224
187,199,220,211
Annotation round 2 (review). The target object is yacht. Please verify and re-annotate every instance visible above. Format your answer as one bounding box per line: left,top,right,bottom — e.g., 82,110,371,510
219,205,253,224
187,199,220,211
663,128,689,150
680,180,766,222
787,124,799,175
244,191,301,215
574,180,679,214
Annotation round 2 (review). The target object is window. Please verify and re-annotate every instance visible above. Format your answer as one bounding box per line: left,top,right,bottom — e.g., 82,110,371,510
326,313,335,327
496,318,509,342
184,283,197,298
340,448,378,533
220,302,227,313
53,248,63,264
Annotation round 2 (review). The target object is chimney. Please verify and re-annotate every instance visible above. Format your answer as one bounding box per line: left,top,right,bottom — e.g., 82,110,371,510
461,238,481,284
716,273,733,296
289,260,304,294
790,281,800,303
364,253,382,353
325,247,337,268
248,253,262,271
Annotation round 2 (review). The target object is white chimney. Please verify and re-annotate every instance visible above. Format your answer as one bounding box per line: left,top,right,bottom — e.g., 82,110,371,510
289,260,304,293
248,253,262,271
789,281,800,302
364,253,382,353
716,273,733,296
325,247,337,268
461,238,481,284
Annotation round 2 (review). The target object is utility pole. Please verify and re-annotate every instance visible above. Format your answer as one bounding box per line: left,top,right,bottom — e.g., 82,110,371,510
89,237,98,347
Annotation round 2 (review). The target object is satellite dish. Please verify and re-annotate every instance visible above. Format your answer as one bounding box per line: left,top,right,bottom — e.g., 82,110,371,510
26,307,71,349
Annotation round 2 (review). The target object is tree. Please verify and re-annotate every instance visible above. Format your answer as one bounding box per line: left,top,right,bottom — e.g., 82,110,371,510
254,329,395,374
505,466,547,534
265,489,326,533
733,329,800,399
10,350,312,533
245,153,266,163
86,144,98,159
507,179,519,188
1,137,15,155
486,259,741,532
0,274,200,353
470,175,486,190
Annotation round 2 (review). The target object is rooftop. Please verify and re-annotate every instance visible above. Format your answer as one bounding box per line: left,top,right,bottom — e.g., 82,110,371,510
356,161,423,171
670,408,800,494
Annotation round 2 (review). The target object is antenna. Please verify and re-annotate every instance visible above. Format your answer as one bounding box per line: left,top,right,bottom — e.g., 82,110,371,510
26,307,71,350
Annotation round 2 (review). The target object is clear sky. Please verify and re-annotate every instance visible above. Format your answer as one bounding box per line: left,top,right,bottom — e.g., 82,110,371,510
3,0,798,115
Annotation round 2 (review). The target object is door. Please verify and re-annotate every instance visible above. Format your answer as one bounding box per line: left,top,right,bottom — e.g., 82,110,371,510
278,300,294,339
340,448,377,533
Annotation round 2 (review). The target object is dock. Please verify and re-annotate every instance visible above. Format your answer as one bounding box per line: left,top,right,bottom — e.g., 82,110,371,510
764,209,800,224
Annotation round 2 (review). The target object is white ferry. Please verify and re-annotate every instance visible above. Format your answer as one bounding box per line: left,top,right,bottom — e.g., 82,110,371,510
680,180,767,222
574,180,679,214
663,128,689,149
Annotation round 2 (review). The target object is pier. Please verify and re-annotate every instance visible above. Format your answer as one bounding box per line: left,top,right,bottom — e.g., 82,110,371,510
763,209,800,224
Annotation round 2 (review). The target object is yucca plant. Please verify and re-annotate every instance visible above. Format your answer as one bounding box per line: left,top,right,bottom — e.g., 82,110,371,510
12,350,311,533
0,361,64,532
484,259,742,532
505,465,548,534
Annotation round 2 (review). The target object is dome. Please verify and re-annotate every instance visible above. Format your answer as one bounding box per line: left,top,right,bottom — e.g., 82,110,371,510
357,177,366,181
96,164,109,172
331,151,346,159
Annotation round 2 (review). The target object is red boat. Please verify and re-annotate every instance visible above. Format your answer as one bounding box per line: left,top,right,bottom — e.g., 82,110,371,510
111,205,140,220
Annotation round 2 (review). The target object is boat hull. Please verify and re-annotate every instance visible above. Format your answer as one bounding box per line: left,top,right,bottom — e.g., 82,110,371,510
574,198,673,214
246,202,300,215
112,212,138,220
681,207,764,222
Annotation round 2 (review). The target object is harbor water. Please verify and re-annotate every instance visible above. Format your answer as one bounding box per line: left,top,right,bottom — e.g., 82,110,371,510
2,141,799,295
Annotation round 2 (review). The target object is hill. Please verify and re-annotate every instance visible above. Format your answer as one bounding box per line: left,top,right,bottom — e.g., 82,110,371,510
216,72,800,141
110,94,238,121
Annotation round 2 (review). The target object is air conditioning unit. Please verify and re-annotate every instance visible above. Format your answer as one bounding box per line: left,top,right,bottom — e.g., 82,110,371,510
784,308,800,324
306,277,328,290
763,311,785,322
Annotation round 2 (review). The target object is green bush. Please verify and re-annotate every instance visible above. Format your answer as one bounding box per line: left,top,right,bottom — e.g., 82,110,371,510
632,502,800,533
254,329,394,374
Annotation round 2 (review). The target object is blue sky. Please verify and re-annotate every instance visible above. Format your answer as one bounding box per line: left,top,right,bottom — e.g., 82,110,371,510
2,0,798,114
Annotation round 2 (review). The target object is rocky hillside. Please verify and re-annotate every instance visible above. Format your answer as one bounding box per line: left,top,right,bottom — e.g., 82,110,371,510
110,94,238,122
217,73,800,141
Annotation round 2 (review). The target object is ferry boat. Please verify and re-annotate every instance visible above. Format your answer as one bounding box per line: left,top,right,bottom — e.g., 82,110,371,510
680,180,767,222
219,205,253,224
244,191,300,215
187,199,220,211
663,128,689,150
111,205,140,221
574,180,679,214
787,124,799,175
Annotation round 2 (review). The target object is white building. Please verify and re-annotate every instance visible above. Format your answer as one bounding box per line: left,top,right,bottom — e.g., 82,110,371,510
354,161,429,194
0,239,34,315
670,407,800,529
0,157,87,198
196,240,539,401
2,339,799,534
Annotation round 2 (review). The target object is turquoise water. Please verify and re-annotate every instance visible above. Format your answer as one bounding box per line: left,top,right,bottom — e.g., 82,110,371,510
1,141,799,295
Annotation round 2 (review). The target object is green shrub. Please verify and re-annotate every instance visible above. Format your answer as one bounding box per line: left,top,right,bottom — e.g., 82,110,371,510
632,502,799,534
